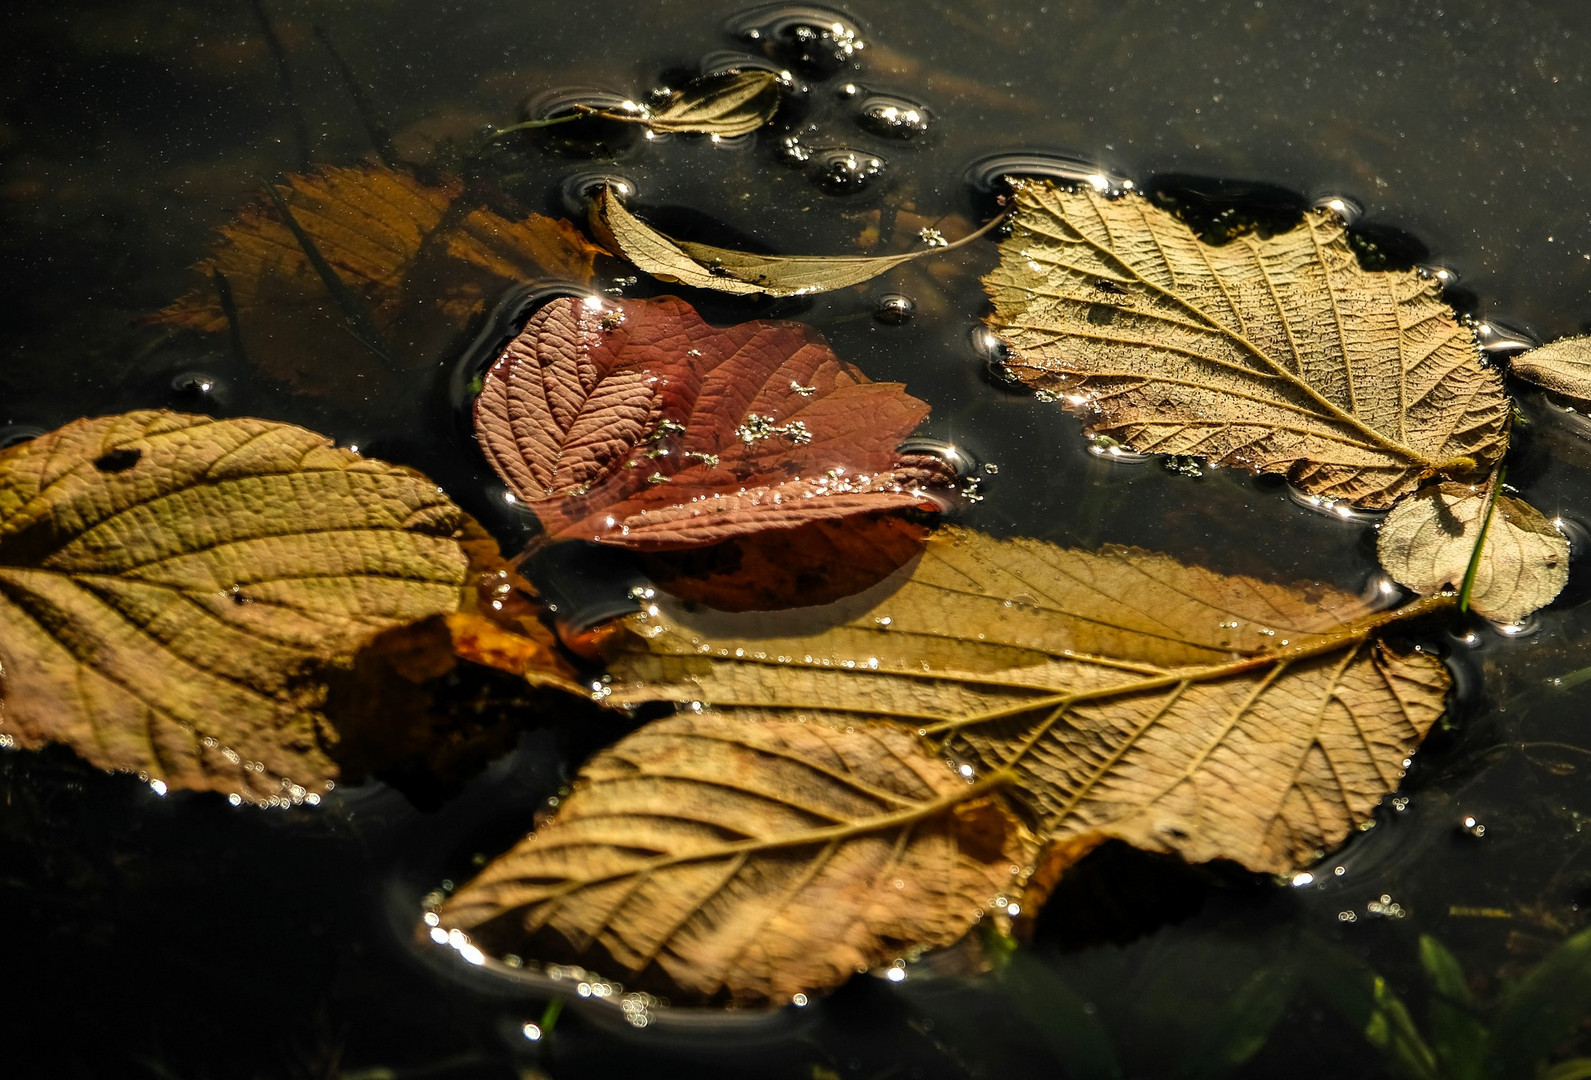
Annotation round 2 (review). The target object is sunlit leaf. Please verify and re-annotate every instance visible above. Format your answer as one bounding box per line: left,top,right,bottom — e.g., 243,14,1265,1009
607,528,1451,876
152,164,602,396
592,184,1006,297
982,181,1511,508
631,69,782,136
1376,482,1568,624
437,712,1032,1003
0,410,572,802
473,294,945,548
1510,335,1591,404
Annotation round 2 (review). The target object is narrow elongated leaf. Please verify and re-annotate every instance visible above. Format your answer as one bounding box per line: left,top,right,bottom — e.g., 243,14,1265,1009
437,713,1031,1003
983,182,1511,507
1511,335,1591,403
1377,482,1568,624
607,529,1451,875
0,411,565,801
474,294,943,548
593,185,1005,297
632,69,782,136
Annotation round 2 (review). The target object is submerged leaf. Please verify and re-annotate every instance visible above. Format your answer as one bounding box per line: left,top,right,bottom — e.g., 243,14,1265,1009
607,528,1451,876
473,294,944,549
983,182,1510,508
0,411,554,801
153,164,602,395
593,185,1005,297
1510,335,1591,404
1376,482,1568,624
438,712,1030,1003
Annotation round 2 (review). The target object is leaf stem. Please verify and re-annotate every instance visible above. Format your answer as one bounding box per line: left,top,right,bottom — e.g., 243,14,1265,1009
1457,465,1506,614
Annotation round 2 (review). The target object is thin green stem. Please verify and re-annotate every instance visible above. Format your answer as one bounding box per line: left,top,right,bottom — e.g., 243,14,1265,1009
1458,465,1506,614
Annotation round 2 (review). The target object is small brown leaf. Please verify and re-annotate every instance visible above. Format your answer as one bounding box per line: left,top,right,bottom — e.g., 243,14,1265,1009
607,528,1452,877
592,185,1005,297
0,410,556,802
626,69,782,136
1377,482,1569,624
473,294,943,549
437,712,1031,1003
1511,335,1591,404
152,165,602,396
983,181,1511,508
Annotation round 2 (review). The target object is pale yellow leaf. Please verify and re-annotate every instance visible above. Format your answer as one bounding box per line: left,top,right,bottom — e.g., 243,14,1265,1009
638,69,782,136
593,185,1005,297
983,182,1511,508
437,712,1031,1003
0,411,509,802
607,528,1451,876
1511,335,1591,404
1377,482,1569,624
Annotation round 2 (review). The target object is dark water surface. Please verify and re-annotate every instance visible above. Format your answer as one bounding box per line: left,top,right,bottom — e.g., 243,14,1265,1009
3,1,1591,1077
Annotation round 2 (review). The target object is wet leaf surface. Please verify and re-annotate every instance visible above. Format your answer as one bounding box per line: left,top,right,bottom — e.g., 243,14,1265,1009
437,711,1031,1004
152,164,602,396
608,528,1452,877
983,181,1511,508
473,294,944,548
631,69,782,136
0,410,566,802
1377,482,1569,624
593,185,1004,297
1510,335,1591,404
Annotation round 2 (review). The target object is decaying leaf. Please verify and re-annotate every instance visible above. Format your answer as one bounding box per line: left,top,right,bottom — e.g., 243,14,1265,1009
1376,482,1569,624
152,164,602,395
1511,335,1591,404
593,185,1005,297
474,294,945,548
621,69,782,136
0,410,568,802
607,528,1452,877
437,712,1031,1003
983,181,1511,508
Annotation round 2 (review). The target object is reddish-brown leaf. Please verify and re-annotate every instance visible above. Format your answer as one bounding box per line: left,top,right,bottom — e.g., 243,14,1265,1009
474,295,944,549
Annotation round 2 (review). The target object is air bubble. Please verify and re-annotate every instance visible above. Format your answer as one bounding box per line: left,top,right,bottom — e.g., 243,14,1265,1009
1311,194,1364,224
853,92,932,139
727,4,865,76
0,424,45,450
898,437,981,483
811,147,885,193
964,153,1134,201
874,294,915,324
171,371,224,406
559,171,639,217
1417,264,1461,287
1474,319,1539,356
1459,814,1487,838
1287,486,1386,524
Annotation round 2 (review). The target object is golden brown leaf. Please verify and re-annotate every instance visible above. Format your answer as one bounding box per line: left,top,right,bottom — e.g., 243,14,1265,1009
628,69,782,136
593,185,1004,297
0,410,547,802
1376,482,1569,624
152,164,602,395
437,712,1031,1003
606,529,1452,877
1511,335,1591,404
983,182,1511,508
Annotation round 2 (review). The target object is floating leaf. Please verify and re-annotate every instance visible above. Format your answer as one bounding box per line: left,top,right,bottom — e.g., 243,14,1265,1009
152,165,602,395
983,181,1511,508
608,528,1451,876
437,712,1031,1003
593,185,1005,297
627,69,782,136
1376,482,1569,624
473,294,944,548
0,411,569,802
1510,335,1591,404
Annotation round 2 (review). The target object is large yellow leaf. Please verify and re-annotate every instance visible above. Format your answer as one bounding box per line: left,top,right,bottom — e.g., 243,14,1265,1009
437,712,1031,1004
607,529,1451,876
0,411,563,802
983,182,1510,508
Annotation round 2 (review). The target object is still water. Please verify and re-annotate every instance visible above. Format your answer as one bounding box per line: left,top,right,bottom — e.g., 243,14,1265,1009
3,1,1590,1076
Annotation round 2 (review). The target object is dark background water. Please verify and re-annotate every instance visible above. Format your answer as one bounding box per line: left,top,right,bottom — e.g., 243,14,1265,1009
3,1,1591,1077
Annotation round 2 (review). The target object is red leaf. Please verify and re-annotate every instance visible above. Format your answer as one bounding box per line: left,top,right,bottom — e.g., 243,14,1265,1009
474,295,942,549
